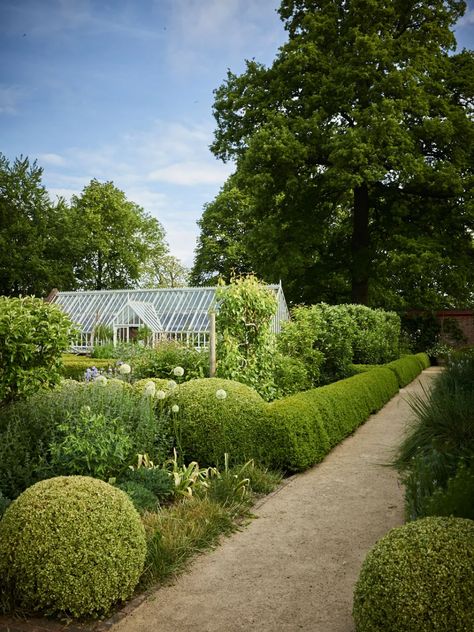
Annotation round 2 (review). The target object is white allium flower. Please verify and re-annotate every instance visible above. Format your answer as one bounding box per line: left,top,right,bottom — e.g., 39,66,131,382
167,380,178,390
94,375,108,386
215,389,227,400
171,404,180,413
143,381,156,396
156,390,166,400
173,366,185,377
118,363,131,375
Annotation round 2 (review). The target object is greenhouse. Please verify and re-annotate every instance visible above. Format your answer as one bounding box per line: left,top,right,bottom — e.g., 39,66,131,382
49,284,290,351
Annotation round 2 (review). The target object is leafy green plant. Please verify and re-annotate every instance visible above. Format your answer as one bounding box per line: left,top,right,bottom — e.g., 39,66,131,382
116,480,159,515
422,464,474,520
215,274,277,400
0,297,76,406
49,406,132,480
385,356,422,387
121,453,174,501
132,340,207,382
0,492,11,520
202,454,251,513
165,449,214,497
272,352,312,398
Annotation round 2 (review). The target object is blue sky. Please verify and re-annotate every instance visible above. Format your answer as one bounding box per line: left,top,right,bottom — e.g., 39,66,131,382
1,1,473,268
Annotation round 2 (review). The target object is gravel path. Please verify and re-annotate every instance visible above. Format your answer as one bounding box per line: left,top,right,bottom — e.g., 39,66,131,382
112,368,440,632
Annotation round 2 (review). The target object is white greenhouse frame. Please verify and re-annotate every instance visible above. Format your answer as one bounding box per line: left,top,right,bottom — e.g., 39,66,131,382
50,284,290,352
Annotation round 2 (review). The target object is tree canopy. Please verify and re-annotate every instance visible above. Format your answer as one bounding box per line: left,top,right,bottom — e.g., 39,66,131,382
192,0,474,308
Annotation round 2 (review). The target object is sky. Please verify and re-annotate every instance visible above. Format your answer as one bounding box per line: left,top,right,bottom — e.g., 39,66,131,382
1,1,473,269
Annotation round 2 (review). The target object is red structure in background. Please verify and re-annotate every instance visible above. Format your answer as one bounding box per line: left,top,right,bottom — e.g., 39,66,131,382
437,310,474,346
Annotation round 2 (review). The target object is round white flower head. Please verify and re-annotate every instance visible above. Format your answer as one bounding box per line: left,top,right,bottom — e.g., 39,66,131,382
171,404,180,413
173,366,185,377
215,389,227,400
94,375,108,386
167,380,178,390
143,381,156,397
156,389,166,400
118,363,131,375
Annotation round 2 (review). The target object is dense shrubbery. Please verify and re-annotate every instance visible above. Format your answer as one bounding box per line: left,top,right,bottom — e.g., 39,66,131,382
61,354,114,380
132,340,208,382
0,380,171,499
353,517,474,632
0,297,75,406
0,476,146,618
278,303,400,388
394,351,474,520
385,356,423,388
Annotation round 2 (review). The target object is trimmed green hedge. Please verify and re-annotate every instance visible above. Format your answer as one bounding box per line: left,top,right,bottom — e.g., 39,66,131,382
262,367,399,471
414,352,431,370
61,354,114,380
386,356,423,387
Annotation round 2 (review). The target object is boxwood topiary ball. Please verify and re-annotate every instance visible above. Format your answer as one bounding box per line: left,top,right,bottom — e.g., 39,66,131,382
353,516,474,632
167,378,267,467
0,476,146,618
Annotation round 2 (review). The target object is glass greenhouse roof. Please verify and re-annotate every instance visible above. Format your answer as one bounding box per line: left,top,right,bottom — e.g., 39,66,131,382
51,285,289,335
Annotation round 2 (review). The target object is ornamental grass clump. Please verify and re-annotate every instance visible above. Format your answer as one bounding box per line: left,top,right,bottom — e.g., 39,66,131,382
0,476,146,619
353,517,474,632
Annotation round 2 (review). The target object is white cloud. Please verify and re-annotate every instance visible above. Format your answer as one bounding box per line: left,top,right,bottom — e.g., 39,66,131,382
148,160,233,186
38,153,66,166
0,85,26,114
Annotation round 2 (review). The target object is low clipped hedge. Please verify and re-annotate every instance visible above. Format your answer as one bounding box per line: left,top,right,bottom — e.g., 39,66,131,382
414,352,431,370
353,516,474,632
167,378,267,467
385,356,423,388
262,367,399,471
0,476,146,618
61,354,114,380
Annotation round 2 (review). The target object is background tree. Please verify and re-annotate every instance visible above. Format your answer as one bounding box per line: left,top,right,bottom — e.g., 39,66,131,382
70,179,167,290
0,154,75,296
200,0,473,307
138,253,189,288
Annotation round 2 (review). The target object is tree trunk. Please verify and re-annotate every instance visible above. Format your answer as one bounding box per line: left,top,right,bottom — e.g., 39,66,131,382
351,183,370,304
97,250,103,290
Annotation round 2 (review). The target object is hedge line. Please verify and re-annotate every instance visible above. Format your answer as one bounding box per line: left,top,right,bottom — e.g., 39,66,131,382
61,355,114,380
385,356,425,388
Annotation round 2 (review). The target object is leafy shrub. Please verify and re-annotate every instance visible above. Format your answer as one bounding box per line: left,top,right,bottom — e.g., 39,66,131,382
272,352,312,397
215,275,278,400
167,378,267,467
385,355,422,387
0,297,75,405
349,364,379,375
116,481,159,514
0,380,170,499
422,464,474,520
353,517,474,632
61,354,113,380
120,465,174,502
343,304,400,364
400,312,441,353
132,340,208,382
133,377,172,395
0,476,146,618
49,406,132,480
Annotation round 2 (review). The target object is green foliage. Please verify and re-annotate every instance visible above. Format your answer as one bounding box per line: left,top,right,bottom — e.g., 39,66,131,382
167,378,267,468
92,323,113,343
0,154,76,296
385,356,423,388
202,457,252,515
49,406,132,480
120,463,173,502
0,492,11,519
215,275,278,399
400,312,441,354
61,354,113,380
205,1,473,307
70,179,167,290
394,352,474,520
0,476,146,618
414,352,431,370
132,340,208,382
0,297,76,406
116,481,159,515
353,517,474,632
272,352,312,398
423,464,474,520
278,304,400,385
0,380,170,499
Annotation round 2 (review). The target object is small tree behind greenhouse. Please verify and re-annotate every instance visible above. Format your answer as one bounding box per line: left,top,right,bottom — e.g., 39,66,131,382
215,275,277,399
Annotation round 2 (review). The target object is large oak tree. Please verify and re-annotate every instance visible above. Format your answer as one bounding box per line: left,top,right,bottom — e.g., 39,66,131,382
196,0,474,306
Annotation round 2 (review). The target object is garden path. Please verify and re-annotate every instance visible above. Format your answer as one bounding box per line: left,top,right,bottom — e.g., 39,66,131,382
112,368,440,632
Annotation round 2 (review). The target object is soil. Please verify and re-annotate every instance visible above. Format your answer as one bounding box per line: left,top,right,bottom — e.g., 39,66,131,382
0,368,440,632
